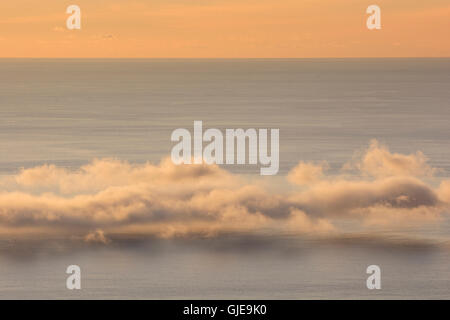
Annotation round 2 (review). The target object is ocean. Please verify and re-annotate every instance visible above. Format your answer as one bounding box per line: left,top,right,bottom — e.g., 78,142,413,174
0,58,449,299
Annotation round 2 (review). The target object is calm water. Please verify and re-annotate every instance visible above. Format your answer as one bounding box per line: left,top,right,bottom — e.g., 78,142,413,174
0,58,450,299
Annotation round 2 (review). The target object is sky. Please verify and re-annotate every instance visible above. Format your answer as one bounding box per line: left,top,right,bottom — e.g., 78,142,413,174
0,0,448,58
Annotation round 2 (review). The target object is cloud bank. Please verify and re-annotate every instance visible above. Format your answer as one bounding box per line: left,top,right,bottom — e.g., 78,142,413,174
0,140,449,242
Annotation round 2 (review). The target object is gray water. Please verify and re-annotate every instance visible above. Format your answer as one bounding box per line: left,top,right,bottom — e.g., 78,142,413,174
0,58,450,299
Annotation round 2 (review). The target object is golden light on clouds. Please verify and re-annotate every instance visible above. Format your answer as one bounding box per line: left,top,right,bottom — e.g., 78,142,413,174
0,0,448,57
0,140,448,241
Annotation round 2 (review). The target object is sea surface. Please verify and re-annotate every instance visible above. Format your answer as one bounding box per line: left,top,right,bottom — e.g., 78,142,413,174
0,58,450,299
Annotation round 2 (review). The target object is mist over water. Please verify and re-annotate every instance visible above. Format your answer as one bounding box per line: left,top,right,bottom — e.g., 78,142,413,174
0,234,449,299
0,58,450,299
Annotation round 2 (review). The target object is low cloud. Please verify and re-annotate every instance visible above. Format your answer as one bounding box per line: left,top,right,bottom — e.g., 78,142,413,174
0,140,449,243
84,229,111,244
290,176,440,217
287,161,328,186
343,139,437,178
1,158,331,239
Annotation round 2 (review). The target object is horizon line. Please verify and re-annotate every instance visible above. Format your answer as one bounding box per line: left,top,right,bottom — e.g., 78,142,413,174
0,56,449,60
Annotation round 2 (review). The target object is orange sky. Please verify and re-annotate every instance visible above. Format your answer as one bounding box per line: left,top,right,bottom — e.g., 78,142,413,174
0,0,449,58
